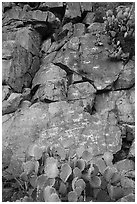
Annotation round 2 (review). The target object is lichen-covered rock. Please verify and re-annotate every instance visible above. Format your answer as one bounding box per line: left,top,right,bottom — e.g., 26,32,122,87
2,102,50,177
79,33,123,90
2,28,41,92
54,26,123,91
32,63,67,101
3,98,122,177
2,3,135,197
67,82,96,101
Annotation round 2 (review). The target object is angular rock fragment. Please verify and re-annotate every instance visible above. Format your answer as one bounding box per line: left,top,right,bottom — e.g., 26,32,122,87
2,93,23,115
65,3,81,19
114,60,135,89
32,63,67,101
2,28,41,92
73,23,85,37
114,159,135,174
67,82,96,101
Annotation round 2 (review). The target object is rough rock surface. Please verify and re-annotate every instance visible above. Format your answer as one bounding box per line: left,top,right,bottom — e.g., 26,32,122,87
2,2,135,190
32,63,67,102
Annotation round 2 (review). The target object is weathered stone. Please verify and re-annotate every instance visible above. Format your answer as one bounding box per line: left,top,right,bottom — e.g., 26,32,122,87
95,89,135,123
83,12,95,25
19,100,32,110
62,22,73,38
116,88,135,123
54,29,123,90
29,56,40,78
114,159,135,174
2,93,23,115
71,73,83,83
2,28,41,92
2,40,16,59
3,5,50,25
15,27,41,56
31,10,48,21
120,176,135,189
67,37,80,51
79,33,123,90
114,60,135,89
80,2,93,12
128,140,135,158
2,3,135,194
45,101,122,155
87,22,105,34
41,38,52,54
39,2,63,8
65,2,81,19
125,124,135,141
2,2,15,12
53,48,80,73
2,85,12,101
68,82,96,101
32,63,67,101
95,91,118,113
73,23,85,37
22,88,31,101
117,193,135,202
2,102,49,176
47,38,68,54
42,51,57,65
47,11,59,23
3,99,122,176
3,6,23,25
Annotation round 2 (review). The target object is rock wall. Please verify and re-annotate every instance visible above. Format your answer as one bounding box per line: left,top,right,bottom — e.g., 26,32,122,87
2,2,134,178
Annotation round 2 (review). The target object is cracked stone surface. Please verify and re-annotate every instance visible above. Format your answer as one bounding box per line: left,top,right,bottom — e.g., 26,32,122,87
2,2,135,182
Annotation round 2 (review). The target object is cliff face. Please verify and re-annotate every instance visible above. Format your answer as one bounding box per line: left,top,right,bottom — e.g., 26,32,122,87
2,2,135,202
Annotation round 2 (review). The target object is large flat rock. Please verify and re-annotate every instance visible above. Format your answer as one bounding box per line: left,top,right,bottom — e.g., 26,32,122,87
3,100,122,177
53,25,123,91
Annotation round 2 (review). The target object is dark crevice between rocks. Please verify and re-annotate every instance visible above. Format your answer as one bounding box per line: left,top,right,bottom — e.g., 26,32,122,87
96,88,112,95
80,77,97,91
53,63,98,91
30,84,41,97
113,82,135,92
84,101,96,115
113,138,133,163
49,6,66,22
63,15,82,25
31,98,57,105
118,120,135,126
80,11,89,24
53,62,73,75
